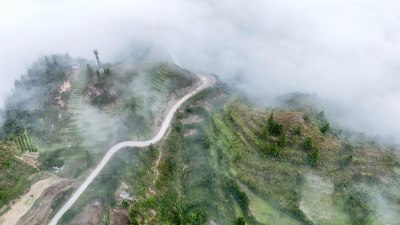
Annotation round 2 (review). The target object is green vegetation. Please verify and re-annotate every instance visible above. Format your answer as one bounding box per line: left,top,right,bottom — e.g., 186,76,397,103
238,182,301,225
13,131,38,153
233,217,245,225
208,101,312,224
320,122,330,134
0,141,37,209
0,54,198,222
1,53,399,225
1,54,74,139
303,137,314,152
206,99,400,225
82,62,197,141
120,84,239,224
344,191,374,225
49,188,74,219
308,149,320,166
59,145,158,225
38,146,95,178
267,113,284,136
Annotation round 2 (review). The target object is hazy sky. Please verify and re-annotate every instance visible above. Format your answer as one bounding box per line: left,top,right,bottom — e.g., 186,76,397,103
1,0,400,142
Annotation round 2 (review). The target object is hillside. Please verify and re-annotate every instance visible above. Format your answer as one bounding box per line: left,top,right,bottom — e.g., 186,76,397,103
206,99,400,225
0,54,198,222
110,89,399,225
0,140,37,214
0,55,399,225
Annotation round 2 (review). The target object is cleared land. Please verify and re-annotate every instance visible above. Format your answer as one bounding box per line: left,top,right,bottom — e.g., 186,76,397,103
0,174,62,225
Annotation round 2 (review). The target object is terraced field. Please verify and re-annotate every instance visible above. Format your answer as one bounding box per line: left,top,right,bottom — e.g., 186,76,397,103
207,99,400,225
13,132,38,153
300,173,350,225
71,63,197,145
238,182,301,225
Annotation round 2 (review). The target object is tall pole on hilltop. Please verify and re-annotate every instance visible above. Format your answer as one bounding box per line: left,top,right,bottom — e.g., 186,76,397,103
93,49,101,68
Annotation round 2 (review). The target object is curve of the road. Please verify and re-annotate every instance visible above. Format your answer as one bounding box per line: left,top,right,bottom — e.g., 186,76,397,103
48,74,211,225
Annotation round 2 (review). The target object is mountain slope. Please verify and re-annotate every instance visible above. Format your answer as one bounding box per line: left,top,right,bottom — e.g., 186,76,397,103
0,55,399,225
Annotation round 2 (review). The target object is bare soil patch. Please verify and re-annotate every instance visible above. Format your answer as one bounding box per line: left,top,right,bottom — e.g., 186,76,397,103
110,207,130,225
184,129,198,137
20,152,40,168
17,180,74,225
181,115,203,124
0,174,63,225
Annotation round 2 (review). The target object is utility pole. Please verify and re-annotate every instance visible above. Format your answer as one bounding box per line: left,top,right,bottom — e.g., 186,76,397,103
93,49,101,68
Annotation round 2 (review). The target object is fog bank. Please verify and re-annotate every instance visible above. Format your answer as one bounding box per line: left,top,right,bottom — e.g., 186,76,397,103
1,0,400,142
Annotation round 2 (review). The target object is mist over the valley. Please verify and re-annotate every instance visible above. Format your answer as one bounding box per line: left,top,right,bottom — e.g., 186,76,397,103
1,0,400,143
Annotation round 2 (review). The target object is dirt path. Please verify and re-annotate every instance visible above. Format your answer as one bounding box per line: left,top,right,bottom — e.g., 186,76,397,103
0,175,62,225
153,149,163,185
14,153,40,171
148,148,163,196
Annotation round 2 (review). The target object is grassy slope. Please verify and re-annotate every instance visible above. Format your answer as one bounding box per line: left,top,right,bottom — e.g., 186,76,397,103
207,99,400,225
127,87,400,225
3,55,399,225
54,72,400,225
53,62,198,224
0,55,198,223
0,141,37,211
122,82,238,225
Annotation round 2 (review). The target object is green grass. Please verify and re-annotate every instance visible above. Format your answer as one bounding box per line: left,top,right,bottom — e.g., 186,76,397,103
4,55,400,225
208,100,400,225
38,146,96,179
238,182,301,225
0,141,37,209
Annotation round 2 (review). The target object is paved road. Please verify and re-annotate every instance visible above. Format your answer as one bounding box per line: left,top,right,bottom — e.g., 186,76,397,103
48,74,212,225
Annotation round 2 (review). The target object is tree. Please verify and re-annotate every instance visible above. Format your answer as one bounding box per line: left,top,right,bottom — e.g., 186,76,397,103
261,127,269,138
233,217,245,225
187,209,208,225
277,134,286,147
121,200,129,209
267,113,284,136
267,113,274,128
309,149,320,166
263,142,278,156
294,124,302,136
130,218,139,225
303,114,310,123
129,208,139,225
105,68,111,75
303,137,314,152
344,142,354,152
320,122,330,134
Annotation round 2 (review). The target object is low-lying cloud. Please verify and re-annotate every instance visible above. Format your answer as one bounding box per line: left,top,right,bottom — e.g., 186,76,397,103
1,0,400,142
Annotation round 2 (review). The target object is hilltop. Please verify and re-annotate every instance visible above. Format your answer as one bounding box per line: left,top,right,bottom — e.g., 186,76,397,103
0,54,399,225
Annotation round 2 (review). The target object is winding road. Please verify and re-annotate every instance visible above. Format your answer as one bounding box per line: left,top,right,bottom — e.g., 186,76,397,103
48,74,213,225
